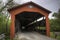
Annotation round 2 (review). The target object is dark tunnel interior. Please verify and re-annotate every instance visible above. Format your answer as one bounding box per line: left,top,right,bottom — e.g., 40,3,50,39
15,11,46,35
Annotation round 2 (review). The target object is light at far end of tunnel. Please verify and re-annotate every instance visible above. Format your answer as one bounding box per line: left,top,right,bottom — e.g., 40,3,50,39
22,26,25,29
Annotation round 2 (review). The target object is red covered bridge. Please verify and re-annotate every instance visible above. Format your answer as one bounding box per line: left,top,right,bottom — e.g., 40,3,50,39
8,1,51,40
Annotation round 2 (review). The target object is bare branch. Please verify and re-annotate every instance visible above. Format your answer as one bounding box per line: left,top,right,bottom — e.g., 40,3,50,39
0,0,13,12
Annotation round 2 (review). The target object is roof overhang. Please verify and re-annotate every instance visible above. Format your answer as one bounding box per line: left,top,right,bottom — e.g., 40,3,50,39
8,1,51,13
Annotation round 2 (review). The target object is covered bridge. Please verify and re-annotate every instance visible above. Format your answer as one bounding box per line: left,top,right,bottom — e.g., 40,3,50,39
8,1,51,40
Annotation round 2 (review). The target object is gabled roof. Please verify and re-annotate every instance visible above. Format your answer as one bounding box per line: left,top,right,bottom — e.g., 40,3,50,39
8,1,51,13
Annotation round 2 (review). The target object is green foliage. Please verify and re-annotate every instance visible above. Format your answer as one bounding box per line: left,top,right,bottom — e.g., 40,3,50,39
0,13,6,34
50,20,60,31
53,9,60,19
0,13,10,37
0,0,13,35
0,0,16,39
50,9,60,31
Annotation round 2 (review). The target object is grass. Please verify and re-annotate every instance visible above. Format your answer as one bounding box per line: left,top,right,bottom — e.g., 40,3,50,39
50,32,60,40
50,32,55,38
57,35,60,40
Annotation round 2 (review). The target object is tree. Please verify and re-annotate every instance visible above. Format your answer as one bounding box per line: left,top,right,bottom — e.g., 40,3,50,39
0,0,20,39
50,9,60,31
0,13,7,34
0,0,13,36
0,0,13,12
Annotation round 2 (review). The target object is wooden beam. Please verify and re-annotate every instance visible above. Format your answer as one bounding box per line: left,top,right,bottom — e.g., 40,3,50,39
10,14,15,40
45,15,50,37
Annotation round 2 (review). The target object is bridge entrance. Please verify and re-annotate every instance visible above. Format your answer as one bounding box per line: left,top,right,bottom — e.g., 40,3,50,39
15,11,46,34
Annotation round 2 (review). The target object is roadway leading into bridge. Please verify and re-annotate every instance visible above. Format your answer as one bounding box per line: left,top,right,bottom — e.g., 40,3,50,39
15,32,57,40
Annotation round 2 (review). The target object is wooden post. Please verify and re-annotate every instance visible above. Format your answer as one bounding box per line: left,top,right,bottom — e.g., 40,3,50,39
45,15,50,37
10,14,15,40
